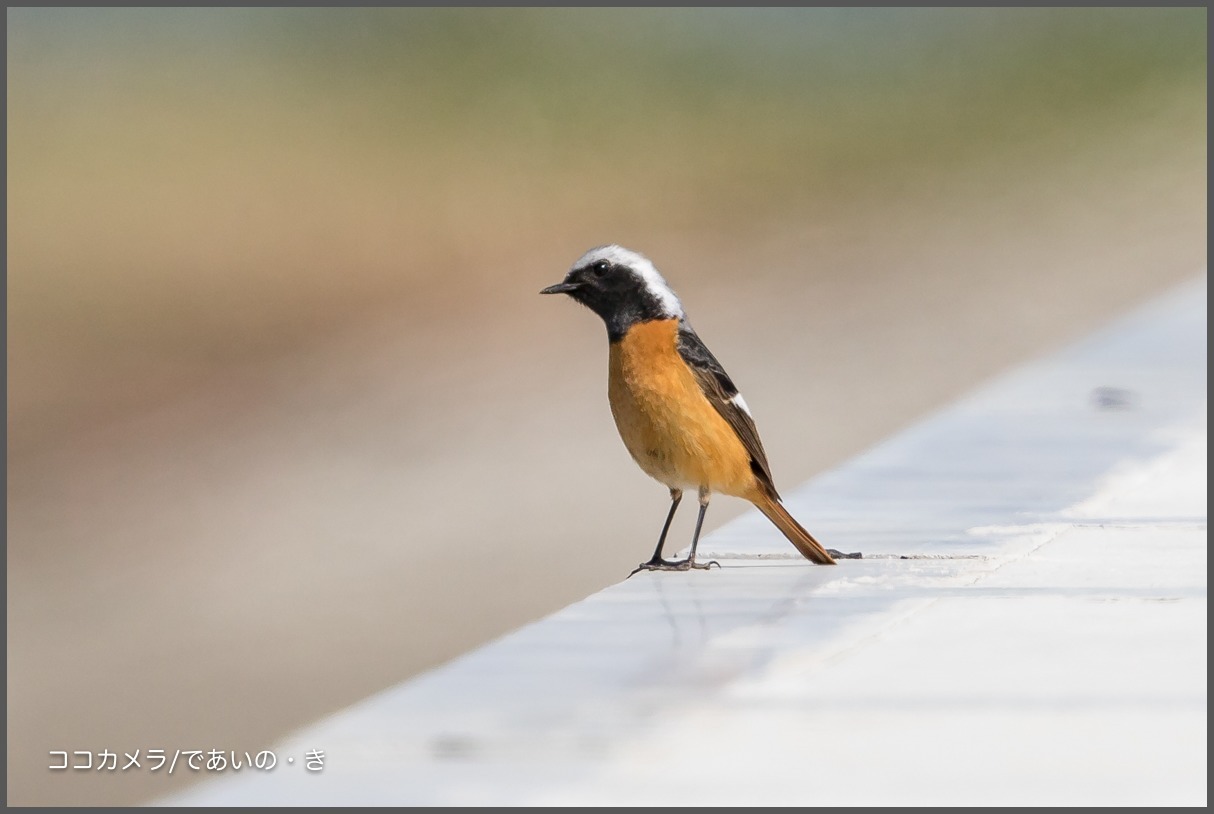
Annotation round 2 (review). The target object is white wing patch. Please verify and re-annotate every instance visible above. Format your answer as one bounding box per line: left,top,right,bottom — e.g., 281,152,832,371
730,393,752,417
573,244,683,318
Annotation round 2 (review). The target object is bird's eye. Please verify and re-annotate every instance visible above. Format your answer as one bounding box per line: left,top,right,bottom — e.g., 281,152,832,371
591,260,610,277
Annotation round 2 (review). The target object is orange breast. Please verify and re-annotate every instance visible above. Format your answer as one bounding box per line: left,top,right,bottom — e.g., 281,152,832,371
607,319,756,496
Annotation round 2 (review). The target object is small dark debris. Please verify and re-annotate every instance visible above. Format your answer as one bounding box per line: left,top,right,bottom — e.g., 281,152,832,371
1091,386,1136,410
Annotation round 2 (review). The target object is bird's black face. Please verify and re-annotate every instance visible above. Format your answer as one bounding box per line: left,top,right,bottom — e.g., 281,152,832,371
541,258,641,319
541,248,681,342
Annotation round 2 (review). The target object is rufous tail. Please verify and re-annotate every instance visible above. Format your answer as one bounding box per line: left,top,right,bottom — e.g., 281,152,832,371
752,492,836,565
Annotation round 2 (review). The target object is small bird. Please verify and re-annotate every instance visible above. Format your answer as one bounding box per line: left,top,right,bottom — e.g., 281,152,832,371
541,244,838,573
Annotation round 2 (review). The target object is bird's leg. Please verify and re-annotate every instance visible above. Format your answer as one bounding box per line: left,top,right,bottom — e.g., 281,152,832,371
632,488,721,574
647,488,683,564
629,489,684,576
681,487,720,570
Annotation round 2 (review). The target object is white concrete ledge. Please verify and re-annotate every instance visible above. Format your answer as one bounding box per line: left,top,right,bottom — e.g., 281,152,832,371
164,275,1207,806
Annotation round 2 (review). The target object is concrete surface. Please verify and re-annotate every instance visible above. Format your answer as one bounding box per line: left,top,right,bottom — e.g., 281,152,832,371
162,274,1206,806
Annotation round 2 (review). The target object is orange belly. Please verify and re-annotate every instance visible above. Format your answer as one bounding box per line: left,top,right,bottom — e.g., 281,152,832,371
607,319,756,496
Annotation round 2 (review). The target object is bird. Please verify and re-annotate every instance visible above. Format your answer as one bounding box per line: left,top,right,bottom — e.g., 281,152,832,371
540,244,839,574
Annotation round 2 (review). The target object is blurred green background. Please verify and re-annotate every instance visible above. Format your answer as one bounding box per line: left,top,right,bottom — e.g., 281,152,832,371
8,8,1204,454
6,8,1206,807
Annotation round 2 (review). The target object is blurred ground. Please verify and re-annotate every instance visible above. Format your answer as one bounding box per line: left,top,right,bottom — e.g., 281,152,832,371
5,8,1207,806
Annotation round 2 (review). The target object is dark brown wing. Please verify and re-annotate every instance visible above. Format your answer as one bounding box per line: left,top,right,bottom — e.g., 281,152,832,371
676,321,779,498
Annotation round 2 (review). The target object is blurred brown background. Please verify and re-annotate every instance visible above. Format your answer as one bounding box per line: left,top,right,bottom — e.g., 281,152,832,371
6,8,1206,806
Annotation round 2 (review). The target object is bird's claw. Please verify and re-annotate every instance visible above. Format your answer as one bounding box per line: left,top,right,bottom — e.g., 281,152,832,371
628,558,720,577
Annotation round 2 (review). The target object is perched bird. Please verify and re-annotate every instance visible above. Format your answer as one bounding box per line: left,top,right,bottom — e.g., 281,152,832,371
540,244,838,573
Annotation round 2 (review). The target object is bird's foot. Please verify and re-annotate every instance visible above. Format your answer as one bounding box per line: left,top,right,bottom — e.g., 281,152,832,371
628,557,720,577
827,548,863,559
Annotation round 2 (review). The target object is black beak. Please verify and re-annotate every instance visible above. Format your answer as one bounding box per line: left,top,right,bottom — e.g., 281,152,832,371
540,281,581,295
